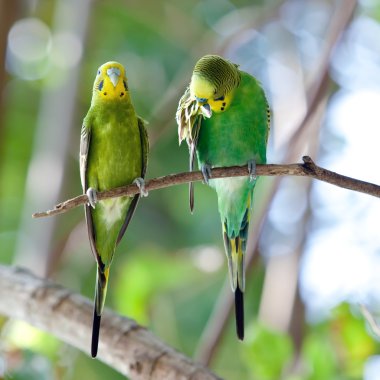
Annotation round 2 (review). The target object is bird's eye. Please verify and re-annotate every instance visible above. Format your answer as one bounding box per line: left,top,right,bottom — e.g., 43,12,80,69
97,69,101,75
215,95,225,101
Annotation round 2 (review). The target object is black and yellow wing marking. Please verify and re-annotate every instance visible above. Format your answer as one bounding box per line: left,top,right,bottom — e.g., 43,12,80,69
266,102,271,145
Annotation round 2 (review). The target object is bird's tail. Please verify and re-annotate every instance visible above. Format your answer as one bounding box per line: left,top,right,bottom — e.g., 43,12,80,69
223,207,250,340
91,266,109,358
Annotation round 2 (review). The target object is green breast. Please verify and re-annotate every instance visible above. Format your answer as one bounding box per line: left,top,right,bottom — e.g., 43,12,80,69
196,71,268,168
196,71,269,237
86,101,142,191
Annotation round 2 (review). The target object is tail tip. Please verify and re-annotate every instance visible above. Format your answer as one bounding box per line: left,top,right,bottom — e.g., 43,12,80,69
91,347,98,359
91,311,101,358
237,328,244,341
235,287,244,341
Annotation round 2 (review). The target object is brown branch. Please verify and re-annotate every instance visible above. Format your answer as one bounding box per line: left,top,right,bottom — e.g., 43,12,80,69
0,264,221,380
33,156,380,219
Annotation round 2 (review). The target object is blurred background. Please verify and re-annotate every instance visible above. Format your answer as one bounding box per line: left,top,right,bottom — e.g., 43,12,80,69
1,0,380,379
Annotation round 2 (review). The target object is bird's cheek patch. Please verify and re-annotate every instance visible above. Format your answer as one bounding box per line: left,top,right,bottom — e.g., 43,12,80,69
209,99,230,113
209,90,234,113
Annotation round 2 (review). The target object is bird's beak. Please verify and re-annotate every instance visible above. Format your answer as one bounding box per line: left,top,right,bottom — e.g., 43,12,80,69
194,96,212,118
106,67,121,87
201,103,212,118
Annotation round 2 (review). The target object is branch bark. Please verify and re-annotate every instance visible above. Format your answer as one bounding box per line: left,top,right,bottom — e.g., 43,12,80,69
0,264,221,380
33,156,380,219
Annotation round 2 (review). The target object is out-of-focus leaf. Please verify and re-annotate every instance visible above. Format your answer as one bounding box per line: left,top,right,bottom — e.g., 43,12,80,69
112,246,205,324
241,322,294,380
6,350,54,380
330,304,377,378
302,328,338,380
5,321,59,360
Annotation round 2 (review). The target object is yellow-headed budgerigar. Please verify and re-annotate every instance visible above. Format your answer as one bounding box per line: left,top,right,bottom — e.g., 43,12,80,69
80,61,148,357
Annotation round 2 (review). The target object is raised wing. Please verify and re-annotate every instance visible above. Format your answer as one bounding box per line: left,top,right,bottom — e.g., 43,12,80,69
176,87,204,212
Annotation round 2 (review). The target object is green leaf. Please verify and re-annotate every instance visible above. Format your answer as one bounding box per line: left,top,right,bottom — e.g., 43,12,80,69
241,322,294,380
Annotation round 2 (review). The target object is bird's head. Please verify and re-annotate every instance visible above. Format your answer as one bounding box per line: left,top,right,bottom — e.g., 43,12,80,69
92,61,129,103
189,55,241,117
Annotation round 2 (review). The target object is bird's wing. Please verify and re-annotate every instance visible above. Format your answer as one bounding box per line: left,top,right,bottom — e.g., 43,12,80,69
176,86,203,212
176,86,202,146
116,117,149,245
138,117,149,178
265,100,271,145
80,124,90,192
80,124,105,270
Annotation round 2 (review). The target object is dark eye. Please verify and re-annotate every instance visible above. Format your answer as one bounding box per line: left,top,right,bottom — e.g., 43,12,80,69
215,95,225,101
97,69,101,75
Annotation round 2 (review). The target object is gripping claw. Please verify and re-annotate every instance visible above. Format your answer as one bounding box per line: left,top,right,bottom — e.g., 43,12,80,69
201,164,212,185
86,187,98,209
133,177,148,197
248,159,257,182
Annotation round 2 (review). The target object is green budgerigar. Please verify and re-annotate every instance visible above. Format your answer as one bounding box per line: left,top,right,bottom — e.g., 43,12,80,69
80,61,148,358
176,55,270,340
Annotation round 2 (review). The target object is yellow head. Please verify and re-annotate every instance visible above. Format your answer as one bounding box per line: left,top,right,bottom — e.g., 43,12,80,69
189,55,241,116
91,61,130,104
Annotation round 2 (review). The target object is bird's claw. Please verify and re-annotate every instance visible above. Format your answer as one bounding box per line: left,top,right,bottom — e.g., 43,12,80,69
86,187,98,209
248,159,257,182
201,164,212,184
133,177,148,197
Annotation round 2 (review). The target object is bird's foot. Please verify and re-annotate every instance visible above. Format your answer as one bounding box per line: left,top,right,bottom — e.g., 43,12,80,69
248,159,257,182
86,187,98,209
133,177,148,197
201,164,212,184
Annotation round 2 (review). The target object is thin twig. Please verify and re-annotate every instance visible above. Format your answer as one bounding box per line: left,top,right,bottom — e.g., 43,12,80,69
32,156,380,219
0,264,221,380
360,304,380,338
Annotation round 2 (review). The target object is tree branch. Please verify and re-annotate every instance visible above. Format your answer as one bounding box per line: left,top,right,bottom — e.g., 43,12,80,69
0,264,221,380
33,156,380,219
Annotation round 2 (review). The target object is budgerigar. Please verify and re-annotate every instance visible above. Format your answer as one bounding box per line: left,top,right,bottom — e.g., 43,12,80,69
176,55,270,339
80,61,148,357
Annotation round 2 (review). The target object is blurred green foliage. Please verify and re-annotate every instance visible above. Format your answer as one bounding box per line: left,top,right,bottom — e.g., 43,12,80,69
1,0,380,380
